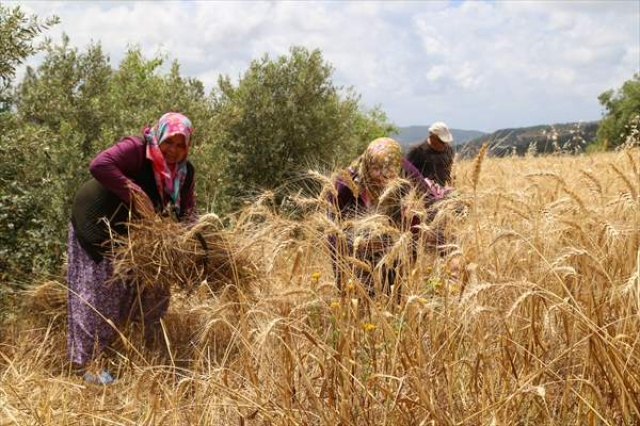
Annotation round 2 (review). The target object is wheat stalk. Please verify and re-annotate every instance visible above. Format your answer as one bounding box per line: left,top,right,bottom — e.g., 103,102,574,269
611,163,638,199
471,143,489,193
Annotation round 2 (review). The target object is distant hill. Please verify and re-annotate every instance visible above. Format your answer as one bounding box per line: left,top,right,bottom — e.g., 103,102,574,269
457,121,599,159
391,126,485,149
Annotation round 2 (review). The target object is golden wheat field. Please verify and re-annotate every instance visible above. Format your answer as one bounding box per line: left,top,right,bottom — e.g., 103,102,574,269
1,148,639,425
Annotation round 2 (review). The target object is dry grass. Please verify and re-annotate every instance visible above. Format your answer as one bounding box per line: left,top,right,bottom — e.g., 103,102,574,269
109,212,259,295
1,148,639,425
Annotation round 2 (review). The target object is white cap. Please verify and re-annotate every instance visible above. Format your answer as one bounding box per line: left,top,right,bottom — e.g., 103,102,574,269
428,121,453,144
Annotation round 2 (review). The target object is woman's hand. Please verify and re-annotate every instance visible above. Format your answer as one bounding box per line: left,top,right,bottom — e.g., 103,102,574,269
133,192,156,220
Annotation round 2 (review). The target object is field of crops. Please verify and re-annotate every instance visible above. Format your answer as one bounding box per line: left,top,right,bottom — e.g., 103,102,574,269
1,148,639,425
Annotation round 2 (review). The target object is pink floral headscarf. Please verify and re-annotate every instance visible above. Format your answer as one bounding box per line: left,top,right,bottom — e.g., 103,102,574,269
143,112,194,210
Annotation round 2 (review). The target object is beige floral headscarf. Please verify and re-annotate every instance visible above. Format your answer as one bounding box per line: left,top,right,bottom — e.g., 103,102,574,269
354,137,403,201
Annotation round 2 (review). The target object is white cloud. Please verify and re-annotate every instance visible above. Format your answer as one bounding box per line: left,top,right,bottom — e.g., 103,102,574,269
426,65,447,83
7,0,640,131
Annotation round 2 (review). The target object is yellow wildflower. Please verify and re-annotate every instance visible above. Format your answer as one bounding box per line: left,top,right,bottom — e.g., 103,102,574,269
362,323,377,332
346,279,355,291
426,277,442,292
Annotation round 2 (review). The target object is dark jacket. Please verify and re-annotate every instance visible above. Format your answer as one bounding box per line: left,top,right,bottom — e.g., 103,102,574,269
406,140,455,186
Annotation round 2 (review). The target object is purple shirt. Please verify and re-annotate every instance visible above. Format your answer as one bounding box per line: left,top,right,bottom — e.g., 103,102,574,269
89,136,195,215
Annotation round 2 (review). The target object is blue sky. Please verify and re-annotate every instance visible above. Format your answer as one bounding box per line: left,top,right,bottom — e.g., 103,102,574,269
11,0,640,132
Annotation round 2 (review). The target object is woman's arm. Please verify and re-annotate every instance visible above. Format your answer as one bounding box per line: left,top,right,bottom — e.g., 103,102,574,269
89,136,146,205
401,158,429,192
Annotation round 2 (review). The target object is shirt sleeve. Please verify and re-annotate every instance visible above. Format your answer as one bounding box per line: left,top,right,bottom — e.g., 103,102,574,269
401,159,429,192
89,136,145,204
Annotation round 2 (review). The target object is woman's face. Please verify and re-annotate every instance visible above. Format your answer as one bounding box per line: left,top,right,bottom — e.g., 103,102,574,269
160,134,188,165
367,164,399,188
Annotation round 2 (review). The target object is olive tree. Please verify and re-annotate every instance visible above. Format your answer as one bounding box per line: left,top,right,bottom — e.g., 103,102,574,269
0,5,58,111
212,46,394,211
597,73,640,149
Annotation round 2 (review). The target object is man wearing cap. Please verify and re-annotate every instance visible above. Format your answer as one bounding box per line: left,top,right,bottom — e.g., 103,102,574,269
406,121,455,186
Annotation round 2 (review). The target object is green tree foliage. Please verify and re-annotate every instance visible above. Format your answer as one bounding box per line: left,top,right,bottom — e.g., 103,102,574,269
0,5,58,110
212,46,394,211
597,73,640,149
17,35,113,158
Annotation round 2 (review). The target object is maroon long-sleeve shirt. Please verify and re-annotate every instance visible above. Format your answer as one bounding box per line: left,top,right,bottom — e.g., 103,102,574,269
89,136,195,214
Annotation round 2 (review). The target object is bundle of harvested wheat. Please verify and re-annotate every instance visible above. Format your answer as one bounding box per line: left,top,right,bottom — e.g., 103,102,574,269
108,213,258,295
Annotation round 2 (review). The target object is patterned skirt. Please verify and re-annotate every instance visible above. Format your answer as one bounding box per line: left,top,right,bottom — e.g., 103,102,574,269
66,224,170,366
